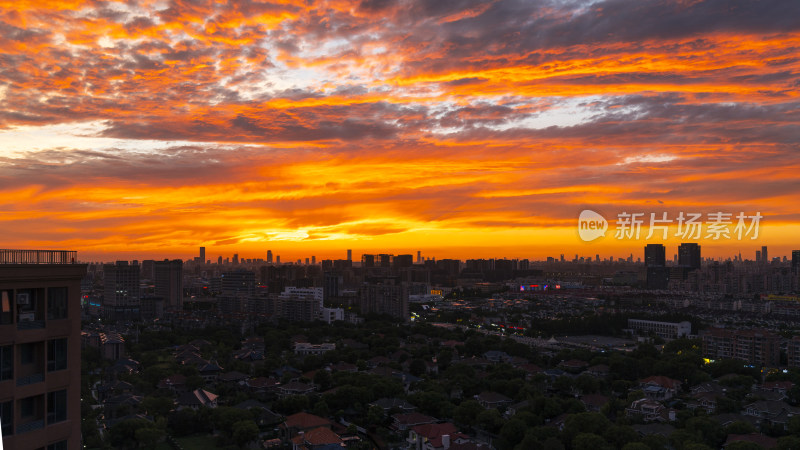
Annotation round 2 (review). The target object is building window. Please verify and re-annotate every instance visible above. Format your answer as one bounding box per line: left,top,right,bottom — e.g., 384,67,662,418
20,342,36,365
47,390,67,424
0,345,12,381
47,339,67,372
20,396,35,418
0,290,11,325
0,400,11,436
47,287,68,320
48,441,68,450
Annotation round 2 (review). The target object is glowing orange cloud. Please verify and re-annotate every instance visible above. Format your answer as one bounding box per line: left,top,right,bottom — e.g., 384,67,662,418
0,0,798,261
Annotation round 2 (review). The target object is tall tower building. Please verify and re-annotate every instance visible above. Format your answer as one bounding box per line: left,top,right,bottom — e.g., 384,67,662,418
199,247,205,264
678,243,701,270
154,259,183,309
233,253,239,265
793,250,800,271
347,249,352,261
361,254,375,268
0,249,85,450
103,261,140,321
762,246,768,263
644,244,666,267
756,250,762,263
267,250,273,264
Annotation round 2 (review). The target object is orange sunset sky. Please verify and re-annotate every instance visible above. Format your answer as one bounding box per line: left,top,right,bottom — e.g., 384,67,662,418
1,0,799,262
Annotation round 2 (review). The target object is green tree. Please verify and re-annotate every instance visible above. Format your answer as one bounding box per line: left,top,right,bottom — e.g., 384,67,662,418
134,426,165,448
500,418,527,449
313,369,332,390
232,420,259,447
725,442,763,450
140,396,174,418
572,433,611,450
778,435,800,450
477,409,504,434
621,443,650,450
685,416,726,448
454,400,483,427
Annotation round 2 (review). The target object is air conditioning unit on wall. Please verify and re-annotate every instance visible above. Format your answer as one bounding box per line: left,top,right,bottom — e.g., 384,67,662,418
16,292,30,305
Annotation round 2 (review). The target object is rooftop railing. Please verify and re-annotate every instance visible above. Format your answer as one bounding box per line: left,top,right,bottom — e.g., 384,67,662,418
0,249,77,264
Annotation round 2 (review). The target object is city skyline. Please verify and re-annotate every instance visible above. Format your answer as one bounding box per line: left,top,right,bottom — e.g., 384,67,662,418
1,1,799,259
69,244,799,266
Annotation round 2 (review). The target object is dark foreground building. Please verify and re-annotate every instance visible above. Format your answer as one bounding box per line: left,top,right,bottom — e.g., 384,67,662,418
0,250,86,450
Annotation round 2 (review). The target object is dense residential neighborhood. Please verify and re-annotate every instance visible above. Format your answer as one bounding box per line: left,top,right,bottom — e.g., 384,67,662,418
81,310,800,450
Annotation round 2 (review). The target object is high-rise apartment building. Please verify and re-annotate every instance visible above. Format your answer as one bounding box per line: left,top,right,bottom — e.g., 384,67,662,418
267,250,273,264
701,327,780,366
154,259,183,309
678,243,701,270
644,244,666,267
103,261,140,321
347,249,352,261
0,249,85,450
199,247,205,264
359,280,408,321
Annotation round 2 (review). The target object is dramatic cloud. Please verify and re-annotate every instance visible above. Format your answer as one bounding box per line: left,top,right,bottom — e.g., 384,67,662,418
0,0,798,260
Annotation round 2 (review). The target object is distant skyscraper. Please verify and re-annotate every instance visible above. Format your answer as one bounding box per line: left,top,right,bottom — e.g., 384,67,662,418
560,254,565,262
199,246,205,263
347,249,352,261
792,250,800,271
276,255,281,264
267,250,273,264
678,243,701,270
417,251,421,263
756,250,762,262
305,258,310,265
762,246,768,263
233,253,239,264
645,244,666,267
312,256,316,265
154,259,183,309
217,256,222,265
393,254,413,269
103,261,140,320
362,254,375,268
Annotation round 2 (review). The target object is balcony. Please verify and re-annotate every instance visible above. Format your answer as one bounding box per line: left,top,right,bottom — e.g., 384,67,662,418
16,373,44,386
16,419,44,434
17,319,45,330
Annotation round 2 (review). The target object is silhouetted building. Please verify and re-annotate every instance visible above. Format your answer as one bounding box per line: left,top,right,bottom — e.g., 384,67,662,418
678,243,701,270
0,249,85,450
347,249,352,261
323,272,342,301
103,261,140,321
140,295,165,321
360,280,408,321
701,327,780,366
220,271,255,296
154,259,183,309
393,255,413,270
199,247,205,264
267,250,273,264
644,244,666,267
361,254,375,268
